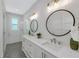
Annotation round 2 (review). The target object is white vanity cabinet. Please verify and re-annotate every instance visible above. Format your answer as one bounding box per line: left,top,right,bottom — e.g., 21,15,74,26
22,39,42,58
22,36,57,58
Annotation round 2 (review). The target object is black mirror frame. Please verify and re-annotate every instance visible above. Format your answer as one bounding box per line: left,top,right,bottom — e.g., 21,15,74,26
30,20,38,33
46,9,75,37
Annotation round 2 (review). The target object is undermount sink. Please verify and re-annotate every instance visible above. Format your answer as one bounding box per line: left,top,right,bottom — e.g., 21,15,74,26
36,38,49,44
42,40,63,51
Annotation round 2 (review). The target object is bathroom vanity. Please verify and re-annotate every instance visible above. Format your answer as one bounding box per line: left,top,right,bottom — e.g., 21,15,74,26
22,35,56,58
22,35,79,58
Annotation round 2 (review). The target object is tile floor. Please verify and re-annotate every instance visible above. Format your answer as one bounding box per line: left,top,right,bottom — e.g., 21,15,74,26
4,42,26,58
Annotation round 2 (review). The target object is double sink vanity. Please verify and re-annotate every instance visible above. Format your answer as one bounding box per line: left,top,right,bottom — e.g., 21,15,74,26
22,35,79,58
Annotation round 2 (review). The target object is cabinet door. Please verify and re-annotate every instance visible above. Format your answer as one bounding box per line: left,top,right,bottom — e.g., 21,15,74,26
32,43,42,58
22,39,33,57
22,39,29,50
27,41,34,57
42,51,57,58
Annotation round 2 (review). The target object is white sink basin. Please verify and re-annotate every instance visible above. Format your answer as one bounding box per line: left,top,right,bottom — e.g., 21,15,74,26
42,41,63,51
36,38,49,44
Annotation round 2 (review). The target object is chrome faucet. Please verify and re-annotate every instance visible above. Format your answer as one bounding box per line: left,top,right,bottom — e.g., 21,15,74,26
50,38,62,47
50,38,56,44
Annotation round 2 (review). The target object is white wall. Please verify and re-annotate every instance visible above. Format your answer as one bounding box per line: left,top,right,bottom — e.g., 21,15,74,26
0,0,4,57
24,0,79,47
6,12,24,44
2,0,7,55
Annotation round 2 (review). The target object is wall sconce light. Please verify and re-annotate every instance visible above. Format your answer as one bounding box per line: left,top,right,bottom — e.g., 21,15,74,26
47,0,60,12
54,0,59,3
47,0,72,13
47,0,58,6
30,13,38,20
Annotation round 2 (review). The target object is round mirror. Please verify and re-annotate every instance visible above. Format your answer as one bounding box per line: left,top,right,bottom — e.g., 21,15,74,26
30,20,38,33
46,9,75,36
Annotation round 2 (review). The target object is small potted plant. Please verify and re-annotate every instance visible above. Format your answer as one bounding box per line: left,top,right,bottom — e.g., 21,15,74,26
36,32,42,38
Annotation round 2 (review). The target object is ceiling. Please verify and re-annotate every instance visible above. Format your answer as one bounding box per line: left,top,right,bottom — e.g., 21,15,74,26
4,0,37,15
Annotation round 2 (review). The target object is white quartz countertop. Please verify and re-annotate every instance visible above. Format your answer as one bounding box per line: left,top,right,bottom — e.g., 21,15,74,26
23,35,79,58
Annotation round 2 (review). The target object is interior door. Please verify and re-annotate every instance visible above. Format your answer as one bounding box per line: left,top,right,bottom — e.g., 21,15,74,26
6,13,22,44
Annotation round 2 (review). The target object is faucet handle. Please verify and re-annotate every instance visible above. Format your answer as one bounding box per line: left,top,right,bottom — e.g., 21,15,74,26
50,39,53,43
53,38,56,44
50,38,57,44
58,41,61,45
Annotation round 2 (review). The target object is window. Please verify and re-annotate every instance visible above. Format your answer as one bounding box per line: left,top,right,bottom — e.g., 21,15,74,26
12,16,18,31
